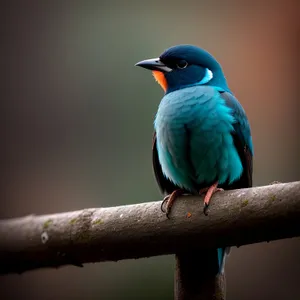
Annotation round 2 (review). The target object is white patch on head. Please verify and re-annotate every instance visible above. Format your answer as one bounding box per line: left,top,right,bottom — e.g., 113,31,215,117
198,68,213,85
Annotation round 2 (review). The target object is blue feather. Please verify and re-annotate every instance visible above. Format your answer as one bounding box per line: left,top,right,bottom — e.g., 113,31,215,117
154,85,243,191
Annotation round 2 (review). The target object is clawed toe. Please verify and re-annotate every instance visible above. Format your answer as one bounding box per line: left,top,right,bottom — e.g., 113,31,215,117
160,189,185,219
161,195,170,213
199,182,223,216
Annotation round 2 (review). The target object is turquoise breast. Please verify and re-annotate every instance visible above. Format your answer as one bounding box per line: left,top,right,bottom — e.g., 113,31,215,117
154,85,243,192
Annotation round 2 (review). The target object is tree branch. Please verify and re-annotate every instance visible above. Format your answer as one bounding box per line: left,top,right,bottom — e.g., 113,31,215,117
0,181,300,275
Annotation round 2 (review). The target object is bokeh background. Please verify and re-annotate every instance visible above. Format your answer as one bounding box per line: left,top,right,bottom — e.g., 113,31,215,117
1,0,300,299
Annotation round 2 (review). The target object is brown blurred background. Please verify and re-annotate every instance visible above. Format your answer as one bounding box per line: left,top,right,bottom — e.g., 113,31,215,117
1,0,300,299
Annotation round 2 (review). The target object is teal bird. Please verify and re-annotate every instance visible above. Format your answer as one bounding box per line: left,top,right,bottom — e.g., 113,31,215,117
135,45,253,275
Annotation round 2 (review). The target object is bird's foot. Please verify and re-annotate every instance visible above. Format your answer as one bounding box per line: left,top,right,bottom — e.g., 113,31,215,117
199,182,223,216
161,189,185,219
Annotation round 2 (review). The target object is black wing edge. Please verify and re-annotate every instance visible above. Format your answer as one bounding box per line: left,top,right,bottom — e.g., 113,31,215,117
152,131,179,195
230,131,253,189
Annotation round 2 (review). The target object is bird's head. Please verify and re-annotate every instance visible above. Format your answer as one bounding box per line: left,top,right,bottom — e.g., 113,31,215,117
135,44,230,94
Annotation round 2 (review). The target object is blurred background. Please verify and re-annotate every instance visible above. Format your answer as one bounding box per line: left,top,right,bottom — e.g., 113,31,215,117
1,0,300,299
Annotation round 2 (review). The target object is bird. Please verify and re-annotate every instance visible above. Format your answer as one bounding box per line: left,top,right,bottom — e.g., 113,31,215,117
135,44,253,276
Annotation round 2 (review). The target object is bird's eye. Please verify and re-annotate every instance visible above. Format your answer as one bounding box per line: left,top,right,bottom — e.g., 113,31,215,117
176,60,188,69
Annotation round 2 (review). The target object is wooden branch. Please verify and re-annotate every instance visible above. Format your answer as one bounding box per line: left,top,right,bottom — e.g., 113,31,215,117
0,181,300,275
175,251,226,300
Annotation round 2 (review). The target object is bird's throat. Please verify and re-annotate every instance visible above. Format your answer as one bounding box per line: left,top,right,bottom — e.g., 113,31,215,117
152,71,168,92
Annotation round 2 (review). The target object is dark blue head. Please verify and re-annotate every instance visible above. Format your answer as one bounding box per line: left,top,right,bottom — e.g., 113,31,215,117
136,44,230,94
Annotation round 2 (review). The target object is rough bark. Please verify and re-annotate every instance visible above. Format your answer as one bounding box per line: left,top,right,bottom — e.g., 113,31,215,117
0,181,300,275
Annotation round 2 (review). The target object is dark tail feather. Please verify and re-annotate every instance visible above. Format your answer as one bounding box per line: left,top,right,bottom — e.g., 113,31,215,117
218,247,230,274
175,249,226,300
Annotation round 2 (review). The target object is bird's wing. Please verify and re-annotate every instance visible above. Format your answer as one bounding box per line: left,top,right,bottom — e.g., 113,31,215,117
218,91,253,274
152,131,180,195
220,91,253,188
152,90,253,193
